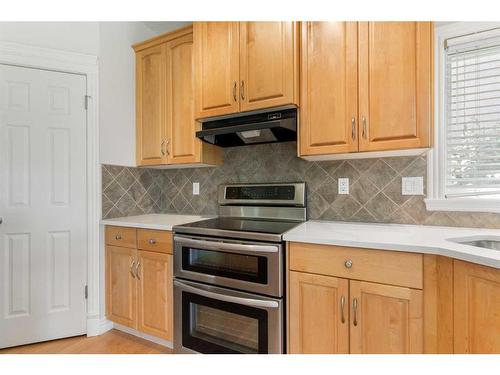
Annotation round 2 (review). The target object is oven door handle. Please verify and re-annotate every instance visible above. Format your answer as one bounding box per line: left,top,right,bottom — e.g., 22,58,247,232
174,236,279,253
174,280,279,309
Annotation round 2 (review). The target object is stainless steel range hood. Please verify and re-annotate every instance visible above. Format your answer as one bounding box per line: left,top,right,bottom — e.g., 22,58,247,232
196,107,297,147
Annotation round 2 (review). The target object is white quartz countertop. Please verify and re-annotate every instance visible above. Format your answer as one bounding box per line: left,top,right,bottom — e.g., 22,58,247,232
101,214,213,231
283,220,500,269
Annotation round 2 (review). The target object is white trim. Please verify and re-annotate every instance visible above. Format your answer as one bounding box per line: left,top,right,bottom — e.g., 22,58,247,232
0,42,101,337
426,22,500,213
300,148,429,161
113,323,173,349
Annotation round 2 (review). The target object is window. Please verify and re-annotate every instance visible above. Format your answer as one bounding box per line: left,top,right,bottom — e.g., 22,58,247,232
427,23,500,213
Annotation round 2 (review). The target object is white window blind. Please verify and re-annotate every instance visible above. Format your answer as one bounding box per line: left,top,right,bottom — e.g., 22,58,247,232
445,29,500,198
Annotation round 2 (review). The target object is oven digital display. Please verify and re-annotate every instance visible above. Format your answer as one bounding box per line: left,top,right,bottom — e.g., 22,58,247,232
225,185,295,200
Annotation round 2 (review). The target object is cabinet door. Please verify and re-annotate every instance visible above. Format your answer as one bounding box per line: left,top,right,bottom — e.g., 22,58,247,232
137,251,173,341
299,22,358,156
289,271,349,353
194,22,240,118
239,22,299,112
106,246,137,328
358,22,432,152
454,260,500,353
165,32,200,164
350,280,423,353
136,44,167,165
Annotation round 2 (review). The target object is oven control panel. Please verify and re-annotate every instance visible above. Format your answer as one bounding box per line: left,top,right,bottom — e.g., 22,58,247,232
225,185,295,201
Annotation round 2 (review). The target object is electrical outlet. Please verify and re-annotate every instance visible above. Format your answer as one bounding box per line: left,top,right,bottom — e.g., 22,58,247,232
402,177,424,195
193,182,200,195
338,178,349,195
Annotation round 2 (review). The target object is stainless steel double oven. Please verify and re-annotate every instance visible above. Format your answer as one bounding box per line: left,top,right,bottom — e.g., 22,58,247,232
173,183,306,354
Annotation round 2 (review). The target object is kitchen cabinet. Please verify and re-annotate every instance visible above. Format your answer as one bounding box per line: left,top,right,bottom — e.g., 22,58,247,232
105,226,173,341
137,250,173,340
106,246,137,328
299,21,432,158
194,21,299,119
289,272,349,354
453,260,500,353
350,281,423,354
134,26,222,167
288,242,423,354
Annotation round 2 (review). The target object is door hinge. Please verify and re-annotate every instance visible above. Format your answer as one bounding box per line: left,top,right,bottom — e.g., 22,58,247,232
84,95,91,110
84,285,88,299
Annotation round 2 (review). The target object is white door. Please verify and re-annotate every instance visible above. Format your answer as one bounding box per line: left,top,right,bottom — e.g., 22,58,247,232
0,64,88,348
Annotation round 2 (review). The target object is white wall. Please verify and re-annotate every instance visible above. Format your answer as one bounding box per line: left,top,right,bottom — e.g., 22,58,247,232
0,22,99,55
98,22,156,167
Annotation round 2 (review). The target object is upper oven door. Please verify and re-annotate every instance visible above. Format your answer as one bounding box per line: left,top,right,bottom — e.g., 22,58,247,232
173,235,282,297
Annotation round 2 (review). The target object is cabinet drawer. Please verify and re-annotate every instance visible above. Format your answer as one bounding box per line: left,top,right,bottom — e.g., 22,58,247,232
105,226,137,248
137,229,173,254
289,242,423,289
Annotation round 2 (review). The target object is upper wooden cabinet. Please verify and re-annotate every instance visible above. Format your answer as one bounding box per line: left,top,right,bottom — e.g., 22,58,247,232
358,22,432,152
193,22,240,118
134,26,222,167
194,22,299,119
136,44,166,166
453,260,500,353
299,22,358,156
299,21,433,157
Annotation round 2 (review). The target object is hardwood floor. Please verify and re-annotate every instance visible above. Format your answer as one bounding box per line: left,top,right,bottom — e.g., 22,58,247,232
0,329,172,354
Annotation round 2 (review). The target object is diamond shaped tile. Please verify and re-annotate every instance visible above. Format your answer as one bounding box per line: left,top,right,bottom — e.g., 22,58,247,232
305,163,329,192
365,160,397,189
364,192,398,221
350,176,379,205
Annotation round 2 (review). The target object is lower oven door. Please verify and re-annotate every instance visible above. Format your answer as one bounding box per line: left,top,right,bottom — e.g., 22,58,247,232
174,279,283,354
174,235,282,297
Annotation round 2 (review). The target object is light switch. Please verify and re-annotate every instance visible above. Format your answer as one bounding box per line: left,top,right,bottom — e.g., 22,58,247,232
402,177,424,195
338,178,349,195
193,182,200,195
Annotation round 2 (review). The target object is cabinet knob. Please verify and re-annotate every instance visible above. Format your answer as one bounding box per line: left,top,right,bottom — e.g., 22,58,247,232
149,238,156,245
115,234,122,240
344,259,353,269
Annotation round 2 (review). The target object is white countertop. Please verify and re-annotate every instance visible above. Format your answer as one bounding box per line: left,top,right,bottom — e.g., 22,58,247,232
101,213,213,231
283,220,500,269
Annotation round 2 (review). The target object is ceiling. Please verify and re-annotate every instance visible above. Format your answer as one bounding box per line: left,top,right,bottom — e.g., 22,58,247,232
142,21,192,35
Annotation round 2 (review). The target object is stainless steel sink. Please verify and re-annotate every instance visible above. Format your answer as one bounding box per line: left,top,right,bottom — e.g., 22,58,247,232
451,238,500,251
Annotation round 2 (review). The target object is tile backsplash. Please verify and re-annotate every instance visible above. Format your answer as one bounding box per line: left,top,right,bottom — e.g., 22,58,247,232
102,142,500,229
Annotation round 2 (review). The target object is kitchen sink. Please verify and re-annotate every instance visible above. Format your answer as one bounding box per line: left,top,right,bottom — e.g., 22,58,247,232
449,238,500,251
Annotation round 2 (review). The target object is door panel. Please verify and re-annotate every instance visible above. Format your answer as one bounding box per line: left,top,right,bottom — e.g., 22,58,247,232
137,251,172,341
350,280,423,353
165,33,201,164
299,22,359,156
289,271,349,353
0,64,87,348
136,44,166,165
106,246,137,329
194,22,240,118
358,22,432,151
454,260,500,353
239,22,298,112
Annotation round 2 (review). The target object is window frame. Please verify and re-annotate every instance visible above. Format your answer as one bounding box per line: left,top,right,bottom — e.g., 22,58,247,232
426,22,500,213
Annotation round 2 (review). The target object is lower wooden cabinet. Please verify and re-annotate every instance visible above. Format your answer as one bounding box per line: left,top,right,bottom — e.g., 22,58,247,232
105,226,173,342
350,281,423,354
106,246,137,328
137,251,173,340
289,272,349,354
453,260,500,354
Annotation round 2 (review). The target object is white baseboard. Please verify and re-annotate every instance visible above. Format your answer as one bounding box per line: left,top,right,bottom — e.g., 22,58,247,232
113,323,173,349
86,317,114,337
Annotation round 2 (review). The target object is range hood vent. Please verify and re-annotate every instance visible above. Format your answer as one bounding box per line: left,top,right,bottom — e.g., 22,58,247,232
196,108,297,147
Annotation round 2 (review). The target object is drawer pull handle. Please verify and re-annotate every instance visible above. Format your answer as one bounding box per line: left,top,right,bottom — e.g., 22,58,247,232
148,239,156,245
130,259,136,278
344,259,353,269
115,234,122,240
340,295,346,324
353,298,358,327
